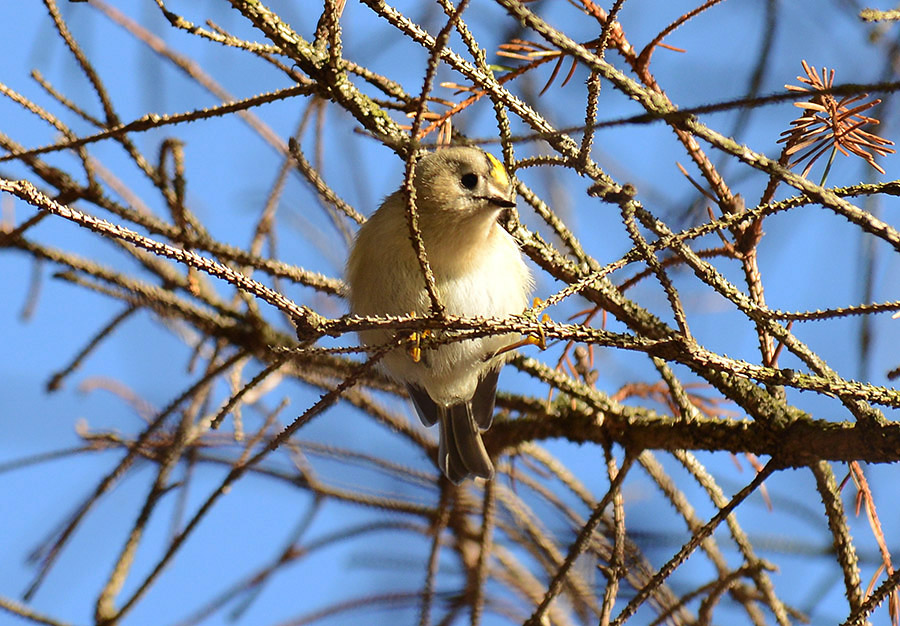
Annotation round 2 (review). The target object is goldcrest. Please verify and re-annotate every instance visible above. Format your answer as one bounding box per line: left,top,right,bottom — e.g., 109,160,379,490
346,146,533,483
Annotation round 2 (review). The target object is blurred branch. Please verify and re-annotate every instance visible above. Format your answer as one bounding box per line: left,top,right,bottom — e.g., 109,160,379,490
3,1,900,625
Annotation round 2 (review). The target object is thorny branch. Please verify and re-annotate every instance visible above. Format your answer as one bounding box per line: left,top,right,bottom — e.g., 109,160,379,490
2,1,900,625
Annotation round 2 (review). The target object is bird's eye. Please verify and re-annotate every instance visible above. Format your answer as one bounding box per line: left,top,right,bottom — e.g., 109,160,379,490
460,173,478,190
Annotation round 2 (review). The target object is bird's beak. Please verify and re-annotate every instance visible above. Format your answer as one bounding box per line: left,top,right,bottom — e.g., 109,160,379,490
481,153,516,208
475,186,516,209
485,193,516,208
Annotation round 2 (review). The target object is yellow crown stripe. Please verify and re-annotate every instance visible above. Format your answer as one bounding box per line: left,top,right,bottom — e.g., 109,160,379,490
485,152,510,187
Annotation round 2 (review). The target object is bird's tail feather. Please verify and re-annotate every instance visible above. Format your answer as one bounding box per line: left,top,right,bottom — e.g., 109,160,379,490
439,401,494,484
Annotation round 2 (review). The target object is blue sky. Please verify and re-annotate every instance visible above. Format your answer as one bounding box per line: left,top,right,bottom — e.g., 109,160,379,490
3,1,900,625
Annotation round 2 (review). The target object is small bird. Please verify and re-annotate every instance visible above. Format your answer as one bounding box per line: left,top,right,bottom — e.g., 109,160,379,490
346,146,533,483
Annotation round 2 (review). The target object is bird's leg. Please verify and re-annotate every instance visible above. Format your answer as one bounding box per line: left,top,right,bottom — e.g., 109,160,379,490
490,297,548,359
405,311,432,363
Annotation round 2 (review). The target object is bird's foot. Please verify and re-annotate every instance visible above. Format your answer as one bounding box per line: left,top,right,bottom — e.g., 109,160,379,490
491,297,549,358
405,311,432,363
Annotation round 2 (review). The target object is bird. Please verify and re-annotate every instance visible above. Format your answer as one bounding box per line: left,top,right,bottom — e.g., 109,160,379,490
346,146,533,483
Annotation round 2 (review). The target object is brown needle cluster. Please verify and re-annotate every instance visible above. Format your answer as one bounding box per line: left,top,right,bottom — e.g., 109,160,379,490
780,60,895,177
497,38,584,95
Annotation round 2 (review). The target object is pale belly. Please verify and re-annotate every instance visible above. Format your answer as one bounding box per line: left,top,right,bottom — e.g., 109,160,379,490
354,233,531,404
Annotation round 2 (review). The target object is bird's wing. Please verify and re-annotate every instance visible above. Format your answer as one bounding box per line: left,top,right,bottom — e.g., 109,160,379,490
406,383,440,426
470,367,500,429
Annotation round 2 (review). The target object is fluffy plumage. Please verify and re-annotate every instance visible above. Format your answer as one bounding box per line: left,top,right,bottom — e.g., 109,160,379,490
346,146,533,483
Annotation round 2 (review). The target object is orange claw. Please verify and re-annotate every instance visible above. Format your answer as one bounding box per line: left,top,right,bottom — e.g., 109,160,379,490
491,299,548,358
406,311,426,363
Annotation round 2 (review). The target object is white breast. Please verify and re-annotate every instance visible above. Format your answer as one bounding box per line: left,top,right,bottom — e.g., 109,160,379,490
347,207,532,405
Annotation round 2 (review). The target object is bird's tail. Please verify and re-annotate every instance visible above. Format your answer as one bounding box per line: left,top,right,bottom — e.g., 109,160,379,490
438,401,494,484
